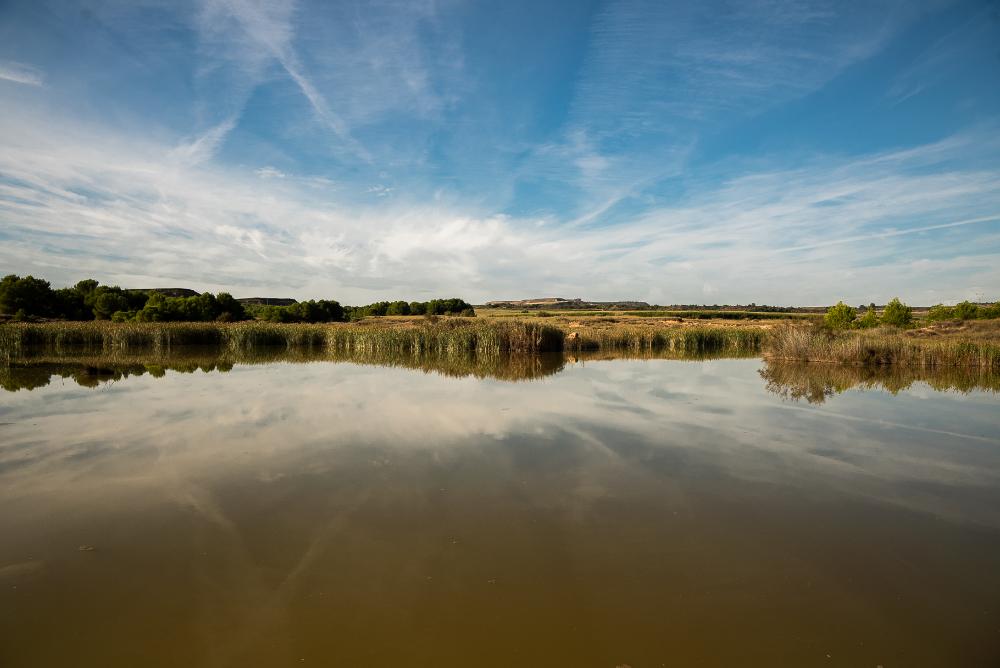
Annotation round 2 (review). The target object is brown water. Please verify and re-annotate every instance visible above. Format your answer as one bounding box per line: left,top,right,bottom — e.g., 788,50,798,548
1,354,999,667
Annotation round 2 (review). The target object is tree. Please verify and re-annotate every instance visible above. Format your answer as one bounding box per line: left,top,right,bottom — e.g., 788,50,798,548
880,297,913,327
953,301,979,320
0,274,57,317
857,303,879,328
823,301,857,330
92,291,129,319
214,293,248,321
927,304,954,321
74,279,99,295
386,300,410,316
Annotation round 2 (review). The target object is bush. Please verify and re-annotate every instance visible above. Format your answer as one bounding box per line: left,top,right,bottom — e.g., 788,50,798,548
132,292,249,322
881,297,913,327
386,301,410,316
857,303,879,329
927,304,955,321
0,275,57,317
953,301,979,320
928,301,999,321
347,298,474,319
823,302,857,330
258,299,343,323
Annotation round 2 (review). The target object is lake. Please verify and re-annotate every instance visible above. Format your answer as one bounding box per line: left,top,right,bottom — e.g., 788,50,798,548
1,353,999,667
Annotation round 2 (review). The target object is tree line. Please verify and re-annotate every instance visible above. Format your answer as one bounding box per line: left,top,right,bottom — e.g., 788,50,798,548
0,275,474,323
824,297,1000,330
0,275,249,322
926,301,1000,321
251,298,474,322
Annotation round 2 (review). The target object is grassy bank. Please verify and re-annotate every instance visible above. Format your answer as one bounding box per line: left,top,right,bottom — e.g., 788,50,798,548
764,323,1000,368
6,318,997,368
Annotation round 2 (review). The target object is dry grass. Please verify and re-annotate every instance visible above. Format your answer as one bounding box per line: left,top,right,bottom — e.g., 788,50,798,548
764,323,1000,368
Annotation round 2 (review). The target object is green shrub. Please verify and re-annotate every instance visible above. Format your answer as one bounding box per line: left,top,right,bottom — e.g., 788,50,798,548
927,304,955,321
953,301,979,320
857,304,879,329
881,297,913,327
823,302,857,330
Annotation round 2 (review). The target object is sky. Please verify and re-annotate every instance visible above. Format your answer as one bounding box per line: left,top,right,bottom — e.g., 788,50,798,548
0,0,999,305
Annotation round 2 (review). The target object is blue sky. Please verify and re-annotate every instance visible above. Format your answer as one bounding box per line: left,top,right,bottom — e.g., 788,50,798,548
1,0,998,305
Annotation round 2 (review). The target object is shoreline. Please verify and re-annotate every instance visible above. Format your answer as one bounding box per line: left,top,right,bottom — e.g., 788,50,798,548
2,317,998,368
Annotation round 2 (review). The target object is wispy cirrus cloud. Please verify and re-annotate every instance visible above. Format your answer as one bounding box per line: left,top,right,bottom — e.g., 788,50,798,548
0,101,997,305
0,61,43,87
194,0,368,158
506,0,941,228
0,0,996,305
169,117,240,166
569,0,916,134
183,0,463,169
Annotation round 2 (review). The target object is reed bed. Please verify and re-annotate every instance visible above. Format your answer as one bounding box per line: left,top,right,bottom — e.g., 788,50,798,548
564,324,765,353
0,320,566,362
10,320,995,369
764,325,1000,368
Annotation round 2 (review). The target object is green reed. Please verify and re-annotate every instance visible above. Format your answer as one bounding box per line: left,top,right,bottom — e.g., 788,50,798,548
563,324,765,353
0,320,567,361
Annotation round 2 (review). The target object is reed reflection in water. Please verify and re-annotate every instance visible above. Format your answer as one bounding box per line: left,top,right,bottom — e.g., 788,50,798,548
3,347,999,396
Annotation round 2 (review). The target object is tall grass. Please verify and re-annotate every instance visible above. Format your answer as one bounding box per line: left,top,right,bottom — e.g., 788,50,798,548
15,319,995,368
764,324,1000,368
564,324,765,353
0,320,566,362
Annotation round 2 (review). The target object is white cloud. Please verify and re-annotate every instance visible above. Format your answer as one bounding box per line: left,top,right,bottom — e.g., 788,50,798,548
196,0,370,161
169,117,239,166
0,61,44,87
366,184,394,197
0,103,998,305
255,166,287,179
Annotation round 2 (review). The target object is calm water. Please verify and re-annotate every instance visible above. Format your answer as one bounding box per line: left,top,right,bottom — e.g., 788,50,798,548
1,354,999,667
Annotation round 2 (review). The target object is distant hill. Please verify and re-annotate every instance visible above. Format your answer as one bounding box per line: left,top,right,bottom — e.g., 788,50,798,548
125,287,200,298
125,289,297,307
485,297,651,310
483,298,833,313
237,297,297,306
